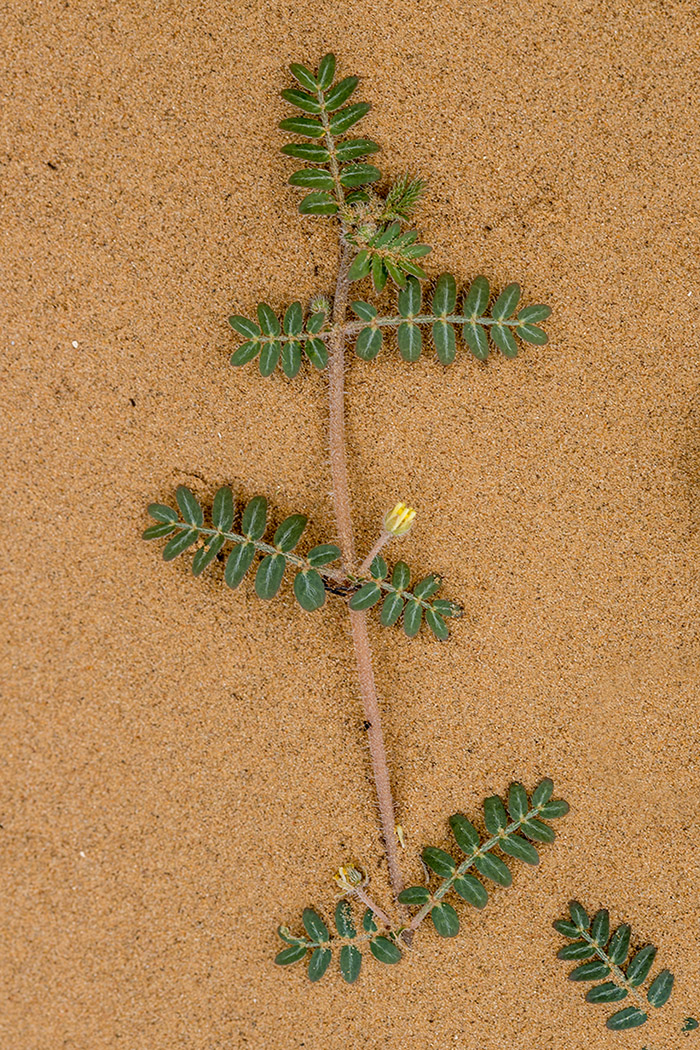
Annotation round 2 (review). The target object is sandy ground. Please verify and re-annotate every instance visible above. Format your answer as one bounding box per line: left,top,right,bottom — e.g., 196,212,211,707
2,1,699,1047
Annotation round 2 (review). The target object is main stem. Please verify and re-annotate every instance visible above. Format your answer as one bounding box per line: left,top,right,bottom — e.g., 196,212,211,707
327,240,406,906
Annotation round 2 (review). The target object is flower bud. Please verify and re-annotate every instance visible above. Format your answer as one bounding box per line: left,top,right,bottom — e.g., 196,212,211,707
333,864,366,891
384,502,416,537
309,294,331,318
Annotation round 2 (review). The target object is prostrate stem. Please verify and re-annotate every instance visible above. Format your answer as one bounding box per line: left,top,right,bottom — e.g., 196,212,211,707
327,238,406,906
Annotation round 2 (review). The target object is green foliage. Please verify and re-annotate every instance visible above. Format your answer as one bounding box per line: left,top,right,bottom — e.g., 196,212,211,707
275,905,403,983
228,302,329,377
554,901,674,1031
145,489,461,635
396,780,568,938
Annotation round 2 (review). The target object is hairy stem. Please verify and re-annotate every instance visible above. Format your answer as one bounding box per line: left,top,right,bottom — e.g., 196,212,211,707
327,239,406,906
357,530,393,576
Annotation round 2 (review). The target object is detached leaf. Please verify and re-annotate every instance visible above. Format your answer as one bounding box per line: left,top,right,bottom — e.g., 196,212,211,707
176,486,203,527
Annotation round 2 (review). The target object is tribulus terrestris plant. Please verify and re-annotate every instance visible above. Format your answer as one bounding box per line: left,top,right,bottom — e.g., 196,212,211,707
144,52,561,982
554,901,674,1031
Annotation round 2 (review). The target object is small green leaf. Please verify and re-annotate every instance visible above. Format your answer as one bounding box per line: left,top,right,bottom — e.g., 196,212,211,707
339,944,362,983
516,324,548,345
242,495,267,540
255,553,286,599
257,303,281,336
288,168,335,190
380,591,405,627
682,1017,699,1031
371,254,388,292
224,542,255,589
277,924,305,945
425,608,448,640
398,886,430,906
499,834,539,865
568,901,590,930
335,138,380,162
608,924,631,965
349,582,382,610
329,102,370,135
305,310,326,333
228,315,261,339
422,847,456,878
432,273,456,315
520,818,555,843
281,87,322,113
491,324,519,358
307,544,341,567
585,981,628,1004
403,600,423,637
431,903,460,938
432,321,456,365
307,947,331,981
324,75,358,110
463,275,490,316
449,813,480,854
590,909,610,946
362,908,377,933
229,341,260,367
147,503,178,523
274,514,308,553
369,555,388,579
606,1007,648,1031
259,340,281,376
392,561,411,590
293,569,325,611
517,304,551,323
279,115,324,138
647,969,674,1008
355,326,382,361
299,192,338,215
453,874,488,909
568,959,611,981
462,322,489,360
474,853,511,886
553,919,581,937
281,142,330,162
339,163,381,188
397,322,422,362
212,486,234,532
483,796,508,834
162,528,198,560
191,533,225,576
347,250,371,281
333,898,356,940
289,62,318,92
557,941,597,961
531,778,554,807
316,52,336,90
369,936,402,964
538,799,569,819
626,945,657,987
491,282,521,320
302,908,329,943
176,486,203,527
350,300,378,321
142,522,176,540
384,257,406,288
281,341,302,378
275,944,308,966
304,338,328,370
398,275,422,317
507,783,529,821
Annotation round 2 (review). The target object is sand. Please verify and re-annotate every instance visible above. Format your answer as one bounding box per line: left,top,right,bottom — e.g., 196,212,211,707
2,1,699,1047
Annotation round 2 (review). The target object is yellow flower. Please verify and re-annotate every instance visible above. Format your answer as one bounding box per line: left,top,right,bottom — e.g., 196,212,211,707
333,864,366,891
384,502,416,537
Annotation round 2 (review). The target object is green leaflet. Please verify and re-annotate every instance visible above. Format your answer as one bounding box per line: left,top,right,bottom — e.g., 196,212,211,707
339,944,362,983
431,903,460,938
274,513,308,552
449,813,480,854
162,528,198,560
302,908,329,942
606,1007,648,1031
306,543,341,567
242,495,267,540
348,582,382,610
397,322,422,361
590,909,609,946
647,969,674,1007
280,87,322,114
432,272,456,315
293,569,326,611
142,522,176,540
483,796,507,834
224,542,256,589
499,834,539,866
334,900,356,938
191,533,225,576
275,944,308,966
316,53,336,90
307,947,331,981
369,936,401,964
324,75,358,111
335,138,380,162
212,486,234,531
255,553,286,599
355,326,382,360
474,853,511,887
329,102,371,135
585,981,628,1004
507,783,529,821
625,945,656,987
299,192,338,215
398,885,430,906
452,874,488,909
176,485,203,527
422,847,456,879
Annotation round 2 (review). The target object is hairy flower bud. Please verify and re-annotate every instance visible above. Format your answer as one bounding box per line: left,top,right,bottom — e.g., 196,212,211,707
384,502,416,537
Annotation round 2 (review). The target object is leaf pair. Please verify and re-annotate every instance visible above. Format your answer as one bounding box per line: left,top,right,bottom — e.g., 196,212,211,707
554,901,674,1030
228,301,328,376
348,557,461,640
397,779,568,939
275,903,401,983
279,53,381,216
